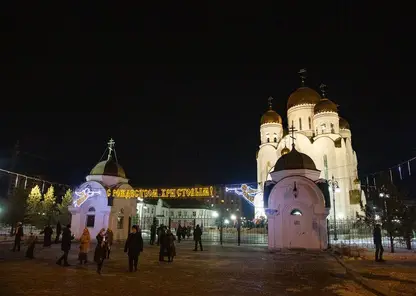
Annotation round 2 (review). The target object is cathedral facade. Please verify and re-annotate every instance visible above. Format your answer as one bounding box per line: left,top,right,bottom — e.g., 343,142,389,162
257,72,365,220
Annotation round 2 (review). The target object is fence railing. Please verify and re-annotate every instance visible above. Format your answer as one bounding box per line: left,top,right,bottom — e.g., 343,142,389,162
134,215,268,245
328,219,416,250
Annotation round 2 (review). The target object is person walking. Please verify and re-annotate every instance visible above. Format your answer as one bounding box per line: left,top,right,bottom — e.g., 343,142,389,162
55,221,62,243
158,226,167,261
150,222,156,245
193,224,203,251
106,228,114,259
176,224,182,243
166,229,176,262
78,228,90,264
12,222,24,252
41,225,53,247
94,228,107,274
124,225,144,272
373,224,384,262
56,224,72,266
25,232,38,259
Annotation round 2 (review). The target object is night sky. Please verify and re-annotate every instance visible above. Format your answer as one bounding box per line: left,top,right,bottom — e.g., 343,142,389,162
0,4,407,189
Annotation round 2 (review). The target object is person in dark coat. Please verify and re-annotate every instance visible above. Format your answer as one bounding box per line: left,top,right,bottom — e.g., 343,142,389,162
124,225,144,272
166,229,176,262
193,224,203,251
55,221,62,243
158,226,167,261
12,222,24,252
176,224,182,243
56,224,72,266
41,225,53,247
94,228,108,274
150,223,156,245
25,233,37,259
373,224,384,262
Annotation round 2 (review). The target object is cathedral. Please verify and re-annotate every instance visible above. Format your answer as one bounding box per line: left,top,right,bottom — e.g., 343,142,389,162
256,70,365,220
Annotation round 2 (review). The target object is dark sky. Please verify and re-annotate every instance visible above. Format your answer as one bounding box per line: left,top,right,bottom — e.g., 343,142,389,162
0,4,407,188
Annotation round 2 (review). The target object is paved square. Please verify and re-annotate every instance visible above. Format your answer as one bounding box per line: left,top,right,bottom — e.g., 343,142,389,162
0,240,374,295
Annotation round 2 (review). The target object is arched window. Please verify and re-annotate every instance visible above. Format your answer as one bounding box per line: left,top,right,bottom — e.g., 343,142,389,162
290,209,302,216
266,133,270,143
308,117,312,129
299,118,302,130
330,123,335,133
86,207,95,227
273,133,277,143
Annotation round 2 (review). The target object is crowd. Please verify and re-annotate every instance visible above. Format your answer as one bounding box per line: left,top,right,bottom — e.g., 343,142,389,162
10,221,205,275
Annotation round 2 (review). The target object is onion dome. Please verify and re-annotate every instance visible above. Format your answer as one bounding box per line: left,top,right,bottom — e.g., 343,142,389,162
314,98,338,114
339,117,350,130
273,146,317,172
281,146,290,156
260,109,282,125
90,159,126,178
287,87,321,109
314,83,338,114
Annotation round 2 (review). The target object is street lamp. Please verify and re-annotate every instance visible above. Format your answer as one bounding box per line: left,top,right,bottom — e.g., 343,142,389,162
328,175,340,240
230,214,236,221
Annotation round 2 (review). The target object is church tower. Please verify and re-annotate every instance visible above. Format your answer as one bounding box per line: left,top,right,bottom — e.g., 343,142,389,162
287,69,321,138
256,97,283,206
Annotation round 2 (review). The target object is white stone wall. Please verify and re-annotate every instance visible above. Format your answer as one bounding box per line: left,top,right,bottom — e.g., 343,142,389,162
313,112,339,135
287,104,315,137
260,123,283,144
267,170,329,250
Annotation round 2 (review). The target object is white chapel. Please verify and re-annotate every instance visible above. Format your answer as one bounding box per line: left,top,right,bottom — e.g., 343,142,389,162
256,70,365,221
266,143,329,250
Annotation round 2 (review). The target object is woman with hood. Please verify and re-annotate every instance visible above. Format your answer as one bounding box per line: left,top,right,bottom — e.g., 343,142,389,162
78,228,90,264
94,228,108,274
106,228,114,259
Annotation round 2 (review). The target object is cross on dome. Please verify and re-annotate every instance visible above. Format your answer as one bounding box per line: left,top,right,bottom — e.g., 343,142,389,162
107,138,115,161
288,124,297,149
298,68,307,86
320,83,328,97
268,96,273,109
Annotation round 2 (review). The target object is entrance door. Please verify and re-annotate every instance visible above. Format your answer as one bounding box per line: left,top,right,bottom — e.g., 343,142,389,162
288,208,307,249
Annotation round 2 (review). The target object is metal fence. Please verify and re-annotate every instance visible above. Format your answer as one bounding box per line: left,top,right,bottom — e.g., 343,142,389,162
328,219,416,250
133,215,268,245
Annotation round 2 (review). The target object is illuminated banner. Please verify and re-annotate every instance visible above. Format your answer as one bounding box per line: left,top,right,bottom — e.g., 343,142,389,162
225,183,260,204
107,186,215,199
73,181,107,207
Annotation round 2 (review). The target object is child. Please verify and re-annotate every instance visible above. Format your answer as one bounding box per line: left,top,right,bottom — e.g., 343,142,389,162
26,232,37,259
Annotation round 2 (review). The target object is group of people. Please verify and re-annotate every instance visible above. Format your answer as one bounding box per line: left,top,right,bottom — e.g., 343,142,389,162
11,221,207,275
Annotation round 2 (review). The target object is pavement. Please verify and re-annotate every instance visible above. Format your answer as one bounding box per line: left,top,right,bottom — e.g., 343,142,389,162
0,240,375,296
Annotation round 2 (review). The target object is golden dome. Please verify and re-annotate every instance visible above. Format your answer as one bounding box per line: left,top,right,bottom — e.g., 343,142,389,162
339,117,350,130
314,98,338,114
90,160,126,178
281,146,290,155
260,109,282,125
287,87,321,109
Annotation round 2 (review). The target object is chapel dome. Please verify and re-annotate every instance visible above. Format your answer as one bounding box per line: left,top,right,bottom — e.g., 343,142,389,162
260,109,282,125
339,117,350,130
314,98,338,114
90,159,127,178
287,87,321,109
273,147,318,172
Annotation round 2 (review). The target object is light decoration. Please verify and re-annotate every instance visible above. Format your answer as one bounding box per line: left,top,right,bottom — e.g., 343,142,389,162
73,187,101,207
225,184,260,204
107,186,215,199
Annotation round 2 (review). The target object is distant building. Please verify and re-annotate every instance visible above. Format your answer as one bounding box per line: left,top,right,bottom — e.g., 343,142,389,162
257,70,366,220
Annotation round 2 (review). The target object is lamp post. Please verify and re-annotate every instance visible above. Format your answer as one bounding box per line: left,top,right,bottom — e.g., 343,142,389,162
328,175,340,240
